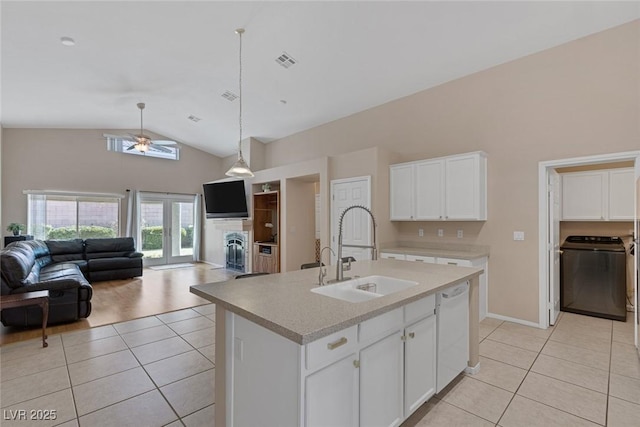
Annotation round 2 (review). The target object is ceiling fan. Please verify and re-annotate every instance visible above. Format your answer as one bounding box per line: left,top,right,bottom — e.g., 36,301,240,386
104,102,179,153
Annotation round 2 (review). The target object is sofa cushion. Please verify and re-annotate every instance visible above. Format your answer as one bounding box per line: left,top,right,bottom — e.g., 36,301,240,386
40,262,90,286
46,239,85,262
0,240,51,288
85,237,136,259
87,257,142,272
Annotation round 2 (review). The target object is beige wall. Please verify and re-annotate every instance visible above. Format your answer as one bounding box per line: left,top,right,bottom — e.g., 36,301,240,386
1,128,224,256
284,179,317,271
262,20,640,323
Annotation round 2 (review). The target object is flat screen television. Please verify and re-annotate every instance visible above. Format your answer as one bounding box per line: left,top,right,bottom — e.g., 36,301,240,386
203,180,249,219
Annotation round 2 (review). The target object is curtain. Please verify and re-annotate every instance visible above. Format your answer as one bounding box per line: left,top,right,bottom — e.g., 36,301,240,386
125,189,141,250
192,194,202,262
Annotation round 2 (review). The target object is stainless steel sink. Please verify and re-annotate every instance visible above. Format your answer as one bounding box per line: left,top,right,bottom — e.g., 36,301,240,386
311,275,418,303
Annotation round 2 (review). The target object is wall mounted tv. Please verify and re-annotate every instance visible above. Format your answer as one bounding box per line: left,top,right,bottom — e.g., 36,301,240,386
203,180,249,219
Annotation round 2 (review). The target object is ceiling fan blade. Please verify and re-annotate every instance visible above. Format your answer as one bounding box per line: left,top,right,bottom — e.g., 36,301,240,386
151,140,178,146
150,144,172,153
126,144,138,151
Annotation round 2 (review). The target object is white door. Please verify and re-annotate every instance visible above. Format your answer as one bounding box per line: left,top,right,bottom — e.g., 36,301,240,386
305,354,359,427
360,331,404,427
548,170,561,325
138,193,196,266
331,176,372,263
635,157,640,352
404,315,436,417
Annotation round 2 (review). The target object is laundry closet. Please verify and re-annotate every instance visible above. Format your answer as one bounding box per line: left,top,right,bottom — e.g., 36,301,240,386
556,161,635,321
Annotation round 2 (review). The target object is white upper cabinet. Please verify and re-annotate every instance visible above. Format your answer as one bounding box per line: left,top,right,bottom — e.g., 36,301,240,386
561,168,634,221
608,169,635,220
390,152,487,221
390,164,415,220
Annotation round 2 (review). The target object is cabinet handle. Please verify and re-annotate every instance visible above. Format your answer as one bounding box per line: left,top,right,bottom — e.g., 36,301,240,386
447,262,457,265
353,360,360,368
327,337,348,350
408,332,415,339
414,259,424,262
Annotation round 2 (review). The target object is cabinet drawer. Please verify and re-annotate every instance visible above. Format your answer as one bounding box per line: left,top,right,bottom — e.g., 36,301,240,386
406,255,436,263
306,326,358,371
359,307,403,344
436,257,472,267
380,252,406,260
405,294,435,324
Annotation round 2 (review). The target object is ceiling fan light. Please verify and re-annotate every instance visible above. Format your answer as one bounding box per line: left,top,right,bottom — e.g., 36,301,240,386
134,142,149,152
225,154,254,178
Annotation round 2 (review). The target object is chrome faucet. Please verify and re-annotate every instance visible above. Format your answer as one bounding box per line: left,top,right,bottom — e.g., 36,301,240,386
335,205,377,282
318,246,335,286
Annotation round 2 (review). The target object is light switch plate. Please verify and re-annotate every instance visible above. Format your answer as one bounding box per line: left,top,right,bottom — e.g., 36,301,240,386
513,231,525,241
418,228,424,237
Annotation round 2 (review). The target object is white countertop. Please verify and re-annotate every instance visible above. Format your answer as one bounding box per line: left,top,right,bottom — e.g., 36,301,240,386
191,259,483,344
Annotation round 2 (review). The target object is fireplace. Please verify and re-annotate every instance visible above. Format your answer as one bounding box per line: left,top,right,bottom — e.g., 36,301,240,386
224,231,248,272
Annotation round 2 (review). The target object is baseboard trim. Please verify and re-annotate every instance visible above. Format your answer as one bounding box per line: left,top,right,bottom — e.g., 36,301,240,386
486,312,542,329
465,362,481,375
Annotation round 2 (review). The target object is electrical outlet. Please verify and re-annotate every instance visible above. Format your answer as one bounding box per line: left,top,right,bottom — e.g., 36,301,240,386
418,228,424,237
438,229,444,237
513,231,525,241
457,230,463,238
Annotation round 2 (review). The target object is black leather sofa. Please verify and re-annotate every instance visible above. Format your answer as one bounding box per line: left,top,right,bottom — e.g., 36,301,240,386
1,237,143,327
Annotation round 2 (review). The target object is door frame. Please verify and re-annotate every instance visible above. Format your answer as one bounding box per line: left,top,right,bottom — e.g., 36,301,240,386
330,176,372,264
138,192,197,266
538,150,640,329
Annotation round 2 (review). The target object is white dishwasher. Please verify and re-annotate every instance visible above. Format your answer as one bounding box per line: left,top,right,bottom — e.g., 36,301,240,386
436,281,469,393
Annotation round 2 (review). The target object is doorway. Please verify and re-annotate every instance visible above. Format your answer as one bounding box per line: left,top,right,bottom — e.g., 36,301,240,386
138,193,197,266
538,151,640,338
330,176,372,264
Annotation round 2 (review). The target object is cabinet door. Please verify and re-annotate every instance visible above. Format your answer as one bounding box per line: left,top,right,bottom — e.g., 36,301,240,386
360,331,404,427
445,155,482,220
404,315,436,417
306,354,359,427
415,160,444,220
562,171,607,220
390,164,415,220
609,169,635,220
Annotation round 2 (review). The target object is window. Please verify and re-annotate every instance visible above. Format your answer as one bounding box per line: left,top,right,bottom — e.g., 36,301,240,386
27,192,122,240
105,136,180,160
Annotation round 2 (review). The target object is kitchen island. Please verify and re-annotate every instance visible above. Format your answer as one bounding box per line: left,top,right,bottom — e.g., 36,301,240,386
191,259,482,427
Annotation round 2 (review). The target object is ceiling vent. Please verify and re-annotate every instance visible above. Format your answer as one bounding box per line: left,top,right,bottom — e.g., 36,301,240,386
275,52,297,69
222,91,238,101
187,115,201,123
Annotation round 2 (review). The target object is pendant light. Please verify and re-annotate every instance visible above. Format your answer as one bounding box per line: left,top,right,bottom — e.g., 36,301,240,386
226,28,254,178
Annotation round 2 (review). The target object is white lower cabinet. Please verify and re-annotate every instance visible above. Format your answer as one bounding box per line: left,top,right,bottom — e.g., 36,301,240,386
229,295,442,427
404,315,437,415
360,330,404,427
306,353,359,427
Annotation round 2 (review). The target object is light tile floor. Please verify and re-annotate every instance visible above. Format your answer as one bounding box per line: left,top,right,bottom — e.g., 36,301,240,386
405,311,640,427
1,308,639,426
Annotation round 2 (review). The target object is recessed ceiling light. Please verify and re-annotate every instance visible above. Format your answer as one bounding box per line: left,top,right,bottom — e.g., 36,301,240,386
60,36,76,46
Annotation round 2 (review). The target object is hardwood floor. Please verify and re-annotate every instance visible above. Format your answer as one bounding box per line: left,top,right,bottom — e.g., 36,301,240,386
0,263,235,345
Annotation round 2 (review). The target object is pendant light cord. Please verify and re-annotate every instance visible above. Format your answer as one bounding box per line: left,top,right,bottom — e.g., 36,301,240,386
237,28,244,159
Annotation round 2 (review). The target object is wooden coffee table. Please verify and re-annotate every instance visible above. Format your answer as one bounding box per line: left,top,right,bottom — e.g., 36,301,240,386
0,290,50,347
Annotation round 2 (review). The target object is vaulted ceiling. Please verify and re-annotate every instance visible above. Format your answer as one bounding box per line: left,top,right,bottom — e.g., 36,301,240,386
2,1,638,157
